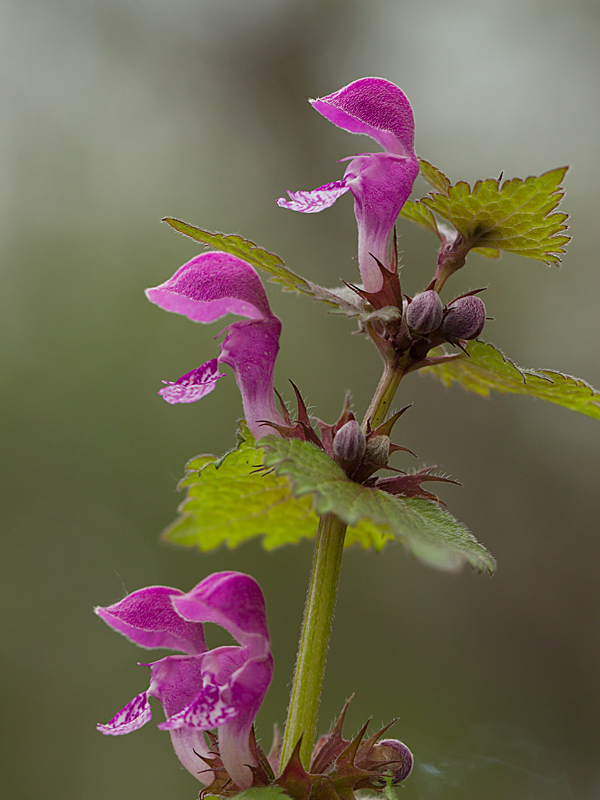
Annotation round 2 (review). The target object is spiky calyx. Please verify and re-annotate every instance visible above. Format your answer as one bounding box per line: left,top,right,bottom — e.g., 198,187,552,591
274,699,413,800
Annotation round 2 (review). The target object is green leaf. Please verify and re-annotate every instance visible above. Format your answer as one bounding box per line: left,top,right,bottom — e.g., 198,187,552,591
399,200,441,237
163,217,364,317
223,788,289,800
163,432,316,551
419,167,570,264
424,340,600,421
300,283,363,316
163,217,310,293
418,157,451,195
163,424,389,552
163,426,494,570
471,246,500,259
262,437,495,574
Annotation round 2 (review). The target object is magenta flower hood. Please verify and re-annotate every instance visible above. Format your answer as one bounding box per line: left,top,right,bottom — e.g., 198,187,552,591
146,251,283,439
277,77,419,293
96,571,273,790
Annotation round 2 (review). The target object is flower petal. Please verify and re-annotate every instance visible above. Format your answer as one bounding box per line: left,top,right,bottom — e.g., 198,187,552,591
146,655,216,782
149,650,248,786
158,359,226,404
169,727,215,784
218,318,283,440
217,653,274,789
146,253,283,437
145,252,272,323
97,690,152,735
344,152,419,292
310,77,416,157
159,674,237,731
171,572,270,651
276,180,350,213
95,586,207,655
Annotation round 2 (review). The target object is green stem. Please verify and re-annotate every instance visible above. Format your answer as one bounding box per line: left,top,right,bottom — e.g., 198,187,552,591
281,512,347,769
362,355,408,430
280,355,408,771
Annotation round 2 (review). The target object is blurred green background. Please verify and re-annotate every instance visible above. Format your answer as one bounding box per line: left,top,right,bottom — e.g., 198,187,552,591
2,1,599,798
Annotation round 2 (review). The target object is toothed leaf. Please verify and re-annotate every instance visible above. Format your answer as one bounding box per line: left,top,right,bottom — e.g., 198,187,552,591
163,217,309,292
399,200,440,236
225,788,290,800
163,424,390,552
418,157,451,195
262,437,495,574
471,246,500,259
163,218,364,316
424,340,600,421
418,167,569,263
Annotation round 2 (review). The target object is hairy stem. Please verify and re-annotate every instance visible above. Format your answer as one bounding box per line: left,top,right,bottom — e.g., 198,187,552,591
362,354,409,430
281,512,347,769
281,352,408,770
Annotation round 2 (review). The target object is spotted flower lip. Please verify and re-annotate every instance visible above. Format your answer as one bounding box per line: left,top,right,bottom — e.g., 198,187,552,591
277,77,419,293
146,251,283,439
96,571,273,790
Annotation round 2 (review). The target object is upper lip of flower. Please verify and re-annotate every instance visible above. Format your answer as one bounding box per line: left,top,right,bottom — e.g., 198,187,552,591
145,251,284,439
276,77,419,293
95,571,273,790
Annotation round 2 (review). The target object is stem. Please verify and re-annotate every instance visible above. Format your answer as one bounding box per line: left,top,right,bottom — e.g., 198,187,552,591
281,351,408,771
362,355,408,430
281,512,347,769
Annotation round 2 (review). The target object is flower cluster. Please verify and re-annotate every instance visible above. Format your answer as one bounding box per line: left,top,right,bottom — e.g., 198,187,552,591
96,571,273,790
97,76,423,798
146,251,284,440
278,77,419,293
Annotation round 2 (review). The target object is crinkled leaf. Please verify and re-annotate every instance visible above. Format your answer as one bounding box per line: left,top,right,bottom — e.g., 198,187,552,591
163,425,389,552
163,217,310,293
418,157,451,195
303,283,363,315
424,340,600,421
262,437,495,574
163,218,363,317
419,167,570,263
163,432,315,551
471,245,500,259
399,200,440,237
225,788,289,800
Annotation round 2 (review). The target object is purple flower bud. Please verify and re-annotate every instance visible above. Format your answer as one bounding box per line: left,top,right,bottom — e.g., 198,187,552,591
406,290,443,334
364,434,390,467
441,295,486,340
373,738,413,783
332,420,367,472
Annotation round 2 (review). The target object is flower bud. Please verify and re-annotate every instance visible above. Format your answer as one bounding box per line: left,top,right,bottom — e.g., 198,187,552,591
364,434,390,467
332,420,366,472
406,290,443,334
440,295,486,340
371,738,413,783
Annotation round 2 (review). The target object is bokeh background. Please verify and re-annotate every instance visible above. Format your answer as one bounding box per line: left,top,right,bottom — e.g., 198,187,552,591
2,1,599,798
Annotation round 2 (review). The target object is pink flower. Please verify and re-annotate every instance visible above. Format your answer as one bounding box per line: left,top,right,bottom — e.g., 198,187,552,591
278,78,419,293
96,572,273,790
146,252,283,439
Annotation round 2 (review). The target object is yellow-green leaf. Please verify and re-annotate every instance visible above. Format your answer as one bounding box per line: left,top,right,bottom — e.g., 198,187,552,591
419,167,570,264
262,437,495,574
162,218,363,315
424,340,600,421
418,157,451,195
163,427,391,553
